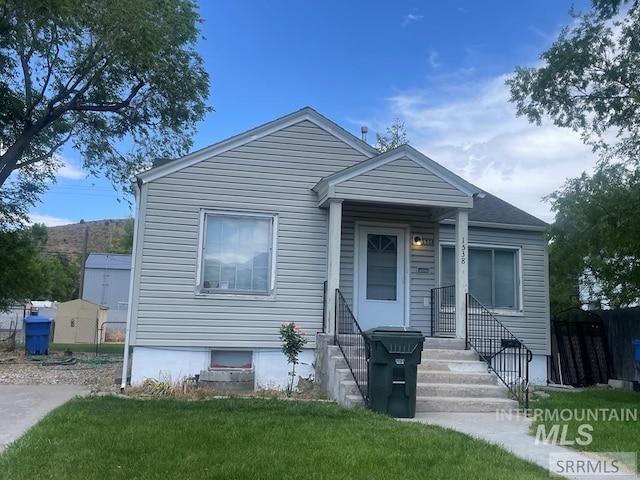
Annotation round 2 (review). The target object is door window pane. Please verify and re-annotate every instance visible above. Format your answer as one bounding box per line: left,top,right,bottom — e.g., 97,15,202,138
366,234,397,301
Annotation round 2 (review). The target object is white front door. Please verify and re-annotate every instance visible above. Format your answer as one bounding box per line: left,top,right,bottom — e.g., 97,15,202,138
356,226,406,330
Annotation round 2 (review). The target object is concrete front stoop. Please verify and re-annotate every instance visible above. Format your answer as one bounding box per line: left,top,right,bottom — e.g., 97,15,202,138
326,344,366,409
316,334,519,413
416,338,519,413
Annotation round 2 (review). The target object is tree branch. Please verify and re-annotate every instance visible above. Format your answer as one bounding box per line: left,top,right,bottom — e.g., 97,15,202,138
14,129,74,171
70,78,145,113
27,28,60,119
19,45,33,117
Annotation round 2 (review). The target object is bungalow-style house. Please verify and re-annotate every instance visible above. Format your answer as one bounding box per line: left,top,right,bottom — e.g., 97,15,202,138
122,107,549,401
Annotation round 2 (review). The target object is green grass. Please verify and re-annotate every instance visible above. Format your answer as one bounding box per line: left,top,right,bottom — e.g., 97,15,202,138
0,397,550,480
529,388,640,456
49,342,124,355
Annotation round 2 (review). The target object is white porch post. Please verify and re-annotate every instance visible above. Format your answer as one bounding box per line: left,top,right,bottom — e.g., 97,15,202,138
325,200,343,334
455,210,469,340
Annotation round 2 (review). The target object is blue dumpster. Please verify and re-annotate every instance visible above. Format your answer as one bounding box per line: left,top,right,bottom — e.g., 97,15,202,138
24,316,52,355
633,340,640,362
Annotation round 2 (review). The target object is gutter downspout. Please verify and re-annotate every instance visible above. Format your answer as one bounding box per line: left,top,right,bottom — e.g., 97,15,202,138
120,180,142,391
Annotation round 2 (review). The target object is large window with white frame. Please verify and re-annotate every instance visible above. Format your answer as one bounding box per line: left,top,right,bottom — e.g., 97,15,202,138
441,245,520,310
199,211,276,295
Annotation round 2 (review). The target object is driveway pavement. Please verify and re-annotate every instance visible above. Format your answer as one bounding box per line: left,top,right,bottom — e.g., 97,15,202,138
0,385,89,453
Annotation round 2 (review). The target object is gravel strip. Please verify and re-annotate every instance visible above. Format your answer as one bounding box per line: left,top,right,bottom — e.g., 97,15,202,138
0,353,122,390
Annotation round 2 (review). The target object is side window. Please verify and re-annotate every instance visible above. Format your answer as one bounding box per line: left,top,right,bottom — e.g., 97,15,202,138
199,212,276,295
441,245,519,309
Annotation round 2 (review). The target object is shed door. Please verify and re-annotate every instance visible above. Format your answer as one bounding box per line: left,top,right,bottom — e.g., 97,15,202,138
356,227,406,330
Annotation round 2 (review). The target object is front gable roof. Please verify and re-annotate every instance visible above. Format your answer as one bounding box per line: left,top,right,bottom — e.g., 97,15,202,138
137,107,378,184
136,106,547,229
312,144,481,209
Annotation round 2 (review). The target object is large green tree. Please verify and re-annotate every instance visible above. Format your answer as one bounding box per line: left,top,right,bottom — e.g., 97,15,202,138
0,226,49,310
0,224,80,310
507,0,640,165
547,164,640,309
508,0,640,309
0,0,210,228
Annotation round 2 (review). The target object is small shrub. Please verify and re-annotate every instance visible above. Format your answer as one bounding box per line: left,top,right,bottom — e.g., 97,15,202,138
279,322,307,396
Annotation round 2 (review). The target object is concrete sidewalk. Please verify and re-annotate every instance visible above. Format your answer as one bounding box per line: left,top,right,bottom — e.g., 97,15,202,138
0,385,89,453
404,412,638,479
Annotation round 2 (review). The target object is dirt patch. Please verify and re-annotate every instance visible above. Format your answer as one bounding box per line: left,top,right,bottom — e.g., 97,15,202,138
0,350,122,390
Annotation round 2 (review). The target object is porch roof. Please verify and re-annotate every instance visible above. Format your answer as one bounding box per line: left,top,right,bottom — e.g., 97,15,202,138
312,145,481,209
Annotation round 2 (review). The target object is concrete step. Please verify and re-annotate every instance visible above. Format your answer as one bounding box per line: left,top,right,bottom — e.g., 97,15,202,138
416,382,507,398
423,337,465,350
421,348,479,361
339,379,364,400
416,396,518,413
417,370,498,385
419,359,488,373
344,394,366,408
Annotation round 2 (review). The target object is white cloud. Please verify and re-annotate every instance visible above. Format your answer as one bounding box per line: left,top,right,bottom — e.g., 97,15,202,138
428,50,440,68
402,13,423,27
56,156,85,180
382,72,600,223
29,213,74,227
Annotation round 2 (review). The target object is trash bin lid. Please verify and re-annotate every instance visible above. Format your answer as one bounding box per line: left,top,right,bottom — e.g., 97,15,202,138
24,315,51,324
364,326,425,354
633,340,640,347
364,326,424,337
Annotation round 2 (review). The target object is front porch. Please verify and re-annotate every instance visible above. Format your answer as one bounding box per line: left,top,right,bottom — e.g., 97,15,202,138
317,286,532,413
312,146,479,341
310,143,544,412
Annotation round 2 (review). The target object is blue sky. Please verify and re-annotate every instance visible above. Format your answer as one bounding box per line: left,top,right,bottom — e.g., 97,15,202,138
31,0,597,226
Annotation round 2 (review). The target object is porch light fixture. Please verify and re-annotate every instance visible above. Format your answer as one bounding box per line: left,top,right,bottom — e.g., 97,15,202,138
412,235,424,246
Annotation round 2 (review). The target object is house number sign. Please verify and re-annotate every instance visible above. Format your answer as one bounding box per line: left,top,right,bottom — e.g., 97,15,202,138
461,237,466,264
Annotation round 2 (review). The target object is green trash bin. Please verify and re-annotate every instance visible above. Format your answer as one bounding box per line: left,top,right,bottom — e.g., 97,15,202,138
364,327,425,418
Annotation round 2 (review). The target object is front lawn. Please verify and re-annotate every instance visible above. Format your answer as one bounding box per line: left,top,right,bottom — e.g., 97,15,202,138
529,388,640,457
0,396,550,480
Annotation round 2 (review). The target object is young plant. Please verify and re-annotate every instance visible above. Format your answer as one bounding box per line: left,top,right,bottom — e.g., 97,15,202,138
279,322,307,396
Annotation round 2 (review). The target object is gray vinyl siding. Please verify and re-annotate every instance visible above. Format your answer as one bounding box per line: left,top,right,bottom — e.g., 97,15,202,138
131,120,367,348
339,204,436,335
439,225,550,355
334,158,470,208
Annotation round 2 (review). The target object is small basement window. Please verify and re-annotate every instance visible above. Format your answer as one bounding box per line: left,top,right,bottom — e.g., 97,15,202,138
210,351,253,369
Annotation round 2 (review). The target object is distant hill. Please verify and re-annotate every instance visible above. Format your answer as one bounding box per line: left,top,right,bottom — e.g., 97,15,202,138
42,218,130,261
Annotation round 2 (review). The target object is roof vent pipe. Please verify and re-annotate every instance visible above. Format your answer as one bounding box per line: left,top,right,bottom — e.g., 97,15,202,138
361,126,368,143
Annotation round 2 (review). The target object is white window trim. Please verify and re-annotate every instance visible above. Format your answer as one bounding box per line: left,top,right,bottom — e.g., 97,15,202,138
439,242,524,315
195,209,278,299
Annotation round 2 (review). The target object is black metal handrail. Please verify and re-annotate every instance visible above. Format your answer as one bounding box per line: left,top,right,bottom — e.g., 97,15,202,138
431,285,456,337
466,293,533,408
335,289,369,405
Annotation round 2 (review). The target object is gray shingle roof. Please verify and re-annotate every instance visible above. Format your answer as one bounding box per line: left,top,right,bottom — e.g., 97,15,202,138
468,192,548,228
